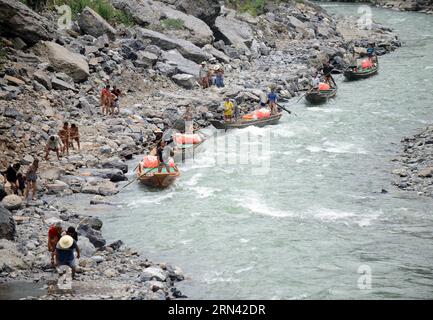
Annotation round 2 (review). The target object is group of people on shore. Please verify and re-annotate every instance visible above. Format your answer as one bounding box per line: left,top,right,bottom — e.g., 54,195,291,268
199,60,225,89
48,222,81,279
0,159,39,201
45,122,81,161
100,83,122,116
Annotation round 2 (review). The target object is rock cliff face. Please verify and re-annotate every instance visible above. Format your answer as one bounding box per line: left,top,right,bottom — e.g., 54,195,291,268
0,0,56,45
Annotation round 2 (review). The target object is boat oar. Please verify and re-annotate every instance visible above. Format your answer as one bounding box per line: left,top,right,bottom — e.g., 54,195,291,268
120,167,154,190
277,103,297,117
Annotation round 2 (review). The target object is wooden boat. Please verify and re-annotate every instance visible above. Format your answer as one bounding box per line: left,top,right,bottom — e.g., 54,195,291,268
344,59,379,81
305,87,337,104
136,166,180,189
210,112,283,130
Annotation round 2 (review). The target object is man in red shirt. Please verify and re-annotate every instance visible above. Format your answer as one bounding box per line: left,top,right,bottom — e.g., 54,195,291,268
100,85,113,116
48,222,62,254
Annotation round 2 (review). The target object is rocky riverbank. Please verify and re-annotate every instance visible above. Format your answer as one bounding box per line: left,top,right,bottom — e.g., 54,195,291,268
0,0,401,300
318,1,433,15
392,126,433,197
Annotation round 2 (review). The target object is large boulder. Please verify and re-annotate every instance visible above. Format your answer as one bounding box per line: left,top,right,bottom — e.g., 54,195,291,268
77,224,106,248
136,28,211,63
151,1,214,46
0,239,26,270
1,195,22,211
161,49,200,77
0,206,16,240
78,7,117,40
77,236,96,257
0,0,55,45
214,14,254,55
163,0,221,25
172,74,197,89
112,0,161,26
202,44,230,63
33,41,90,82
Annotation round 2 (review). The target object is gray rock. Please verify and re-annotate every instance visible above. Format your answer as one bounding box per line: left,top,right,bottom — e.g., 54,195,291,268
139,266,167,282
112,0,161,26
1,195,23,211
51,77,76,91
172,73,197,89
77,236,96,257
134,51,158,68
4,107,21,119
202,44,231,63
136,28,211,63
0,0,55,45
151,1,214,46
33,41,90,82
214,15,254,55
78,7,117,40
156,62,177,77
77,224,106,248
80,217,103,231
161,49,200,77
165,0,221,25
0,206,16,240
33,70,52,90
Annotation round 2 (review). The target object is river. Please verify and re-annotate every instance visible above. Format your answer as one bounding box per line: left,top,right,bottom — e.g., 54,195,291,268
103,3,433,299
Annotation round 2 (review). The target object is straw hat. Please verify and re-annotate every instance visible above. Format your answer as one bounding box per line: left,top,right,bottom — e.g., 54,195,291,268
213,64,221,71
58,235,74,249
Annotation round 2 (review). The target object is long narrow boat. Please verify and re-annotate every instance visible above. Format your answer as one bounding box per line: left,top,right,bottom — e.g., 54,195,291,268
210,112,283,130
344,59,379,81
135,166,180,188
305,88,337,104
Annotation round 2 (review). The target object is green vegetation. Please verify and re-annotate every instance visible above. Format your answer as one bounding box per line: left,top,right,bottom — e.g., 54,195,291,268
161,18,185,30
20,0,134,26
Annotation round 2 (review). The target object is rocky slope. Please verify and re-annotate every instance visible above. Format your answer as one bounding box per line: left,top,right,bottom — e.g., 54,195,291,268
0,0,401,299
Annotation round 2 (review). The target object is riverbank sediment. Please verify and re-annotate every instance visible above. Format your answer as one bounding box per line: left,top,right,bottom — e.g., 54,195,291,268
0,0,401,300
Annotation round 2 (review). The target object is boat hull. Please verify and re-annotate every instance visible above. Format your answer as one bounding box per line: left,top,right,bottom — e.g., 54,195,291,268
210,113,282,130
344,66,378,80
306,89,337,104
136,169,180,188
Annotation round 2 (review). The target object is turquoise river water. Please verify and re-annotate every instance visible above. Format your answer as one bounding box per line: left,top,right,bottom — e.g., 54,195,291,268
102,3,433,299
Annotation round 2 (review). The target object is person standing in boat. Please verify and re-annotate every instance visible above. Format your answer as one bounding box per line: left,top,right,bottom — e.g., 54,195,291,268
223,97,234,122
322,61,336,88
367,43,376,64
267,88,279,115
156,140,178,174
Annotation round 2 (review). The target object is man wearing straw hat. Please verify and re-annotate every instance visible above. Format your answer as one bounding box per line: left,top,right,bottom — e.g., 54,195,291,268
52,235,81,279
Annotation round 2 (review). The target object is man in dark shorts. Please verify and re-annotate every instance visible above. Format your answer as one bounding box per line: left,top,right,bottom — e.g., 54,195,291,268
111,86,121,114
322,61,336,88
52,235,80,279
6,163,20,194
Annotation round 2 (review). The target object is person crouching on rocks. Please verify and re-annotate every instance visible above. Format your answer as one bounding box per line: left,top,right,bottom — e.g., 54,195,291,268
24,158,39,201
52,235,80,279
45,135,61,161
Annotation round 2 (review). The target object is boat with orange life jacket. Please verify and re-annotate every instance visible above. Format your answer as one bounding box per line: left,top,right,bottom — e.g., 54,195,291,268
344,56,379,80
305,82,338,104
210,107,283,130
136,155,180,188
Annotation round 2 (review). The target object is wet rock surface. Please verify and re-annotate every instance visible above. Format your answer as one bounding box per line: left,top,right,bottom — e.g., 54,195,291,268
392,126,433,197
